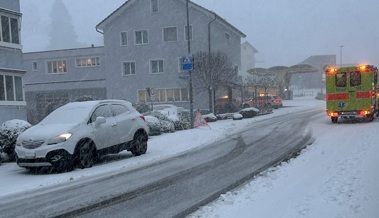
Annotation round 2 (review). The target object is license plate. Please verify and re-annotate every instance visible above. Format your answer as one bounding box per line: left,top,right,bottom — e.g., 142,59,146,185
25,152,36,159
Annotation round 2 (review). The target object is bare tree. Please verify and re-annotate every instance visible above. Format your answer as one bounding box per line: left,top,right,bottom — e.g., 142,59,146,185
192,51,237,112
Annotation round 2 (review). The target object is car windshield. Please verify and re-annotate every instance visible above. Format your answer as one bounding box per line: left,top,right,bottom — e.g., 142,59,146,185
40,104,93,125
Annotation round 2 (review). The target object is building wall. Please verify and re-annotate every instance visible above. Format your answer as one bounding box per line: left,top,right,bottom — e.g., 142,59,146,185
23,46,107,123
0,0,26,124
0,0,20,12
102,0,244,109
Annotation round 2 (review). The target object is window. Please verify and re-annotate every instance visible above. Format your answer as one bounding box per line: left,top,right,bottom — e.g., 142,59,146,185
90,104,113,123
350,71,361,87
151,59,164,74
0,74,24,102
47,60,67,74
151,0,158,12
0,15,20,45
76,57,100,68
185,25,193,41
225,33,230,44
163,27,177,42
178,57,183,72
111,104,130,116
135,30,148,44
14,76,23,101
120,31,127,46
138,88,189,103
1,16,10,43
0,75,4,101
122,61,136,75
32,62,38,71
335,72,346,87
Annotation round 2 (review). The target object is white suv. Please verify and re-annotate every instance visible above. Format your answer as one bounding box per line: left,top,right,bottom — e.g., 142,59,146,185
15,100,148,172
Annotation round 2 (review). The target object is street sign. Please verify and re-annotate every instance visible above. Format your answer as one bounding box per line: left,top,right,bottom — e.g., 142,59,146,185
181,54,193,71
179,72,190,80
150,88,155,96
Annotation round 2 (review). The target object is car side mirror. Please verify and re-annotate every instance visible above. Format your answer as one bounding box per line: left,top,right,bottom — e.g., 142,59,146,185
95,116,106,126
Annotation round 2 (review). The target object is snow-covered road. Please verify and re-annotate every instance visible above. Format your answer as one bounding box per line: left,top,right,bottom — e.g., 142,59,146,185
1,96,378,218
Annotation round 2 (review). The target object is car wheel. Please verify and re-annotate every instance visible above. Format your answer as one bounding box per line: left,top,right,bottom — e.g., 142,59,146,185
76,139,97,169
131,132,148,156
331,117,338,123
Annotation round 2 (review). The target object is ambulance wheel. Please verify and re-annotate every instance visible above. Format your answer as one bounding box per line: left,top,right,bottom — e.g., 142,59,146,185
331,117,338,123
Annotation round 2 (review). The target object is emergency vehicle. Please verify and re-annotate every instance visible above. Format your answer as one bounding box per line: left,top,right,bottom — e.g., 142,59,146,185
325,64,378,123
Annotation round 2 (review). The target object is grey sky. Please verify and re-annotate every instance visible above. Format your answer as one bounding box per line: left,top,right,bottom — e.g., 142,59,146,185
21,0,379,68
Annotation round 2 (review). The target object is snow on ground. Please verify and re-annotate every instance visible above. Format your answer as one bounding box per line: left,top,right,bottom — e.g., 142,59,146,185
189,100,379,218
1,95,378,218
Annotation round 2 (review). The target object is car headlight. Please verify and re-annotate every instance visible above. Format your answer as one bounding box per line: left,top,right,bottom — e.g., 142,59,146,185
47,133,72,145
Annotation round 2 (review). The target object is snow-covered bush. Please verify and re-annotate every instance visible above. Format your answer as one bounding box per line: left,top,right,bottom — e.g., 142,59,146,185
134,102,151,114
239,107,259,118
233,113,243,120
144,116,162,136
143,111,175,133
0,119,32,161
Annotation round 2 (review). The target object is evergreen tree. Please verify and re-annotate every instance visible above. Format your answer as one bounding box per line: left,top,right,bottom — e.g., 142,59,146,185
46,0,83,50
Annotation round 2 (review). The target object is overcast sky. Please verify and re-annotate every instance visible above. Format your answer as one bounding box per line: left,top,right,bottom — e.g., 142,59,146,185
20,0,379,68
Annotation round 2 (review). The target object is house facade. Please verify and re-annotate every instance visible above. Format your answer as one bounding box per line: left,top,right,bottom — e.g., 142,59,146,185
0,0,26,124
241,41,258,80
23,0,246,123
96,0,246,108
23,46,107,124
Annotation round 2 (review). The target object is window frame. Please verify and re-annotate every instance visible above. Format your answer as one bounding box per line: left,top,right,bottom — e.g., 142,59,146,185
151,0,159,13
122,61,136,76
150,59,164,74
46,60,67,74
32,61,38,71
134,30,149,45
137,88,189,103
0,13,21,49
120,31,128,46
163,26,178,43
184,25,193,41
75,57,100,68
0,73,25,104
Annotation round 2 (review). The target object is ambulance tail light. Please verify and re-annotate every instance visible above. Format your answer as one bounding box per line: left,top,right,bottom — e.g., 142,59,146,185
328,112,338,117
359,110,370,116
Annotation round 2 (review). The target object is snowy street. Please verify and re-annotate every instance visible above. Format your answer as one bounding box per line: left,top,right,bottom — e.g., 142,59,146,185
0,96,378,218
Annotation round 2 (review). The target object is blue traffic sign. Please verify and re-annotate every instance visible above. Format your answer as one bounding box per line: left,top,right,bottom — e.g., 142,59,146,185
182,54,193,71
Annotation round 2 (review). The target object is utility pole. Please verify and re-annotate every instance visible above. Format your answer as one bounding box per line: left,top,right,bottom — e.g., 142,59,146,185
186,0,194,128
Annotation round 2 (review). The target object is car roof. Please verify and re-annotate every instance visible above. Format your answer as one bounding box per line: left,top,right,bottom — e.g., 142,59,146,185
63,99,132,109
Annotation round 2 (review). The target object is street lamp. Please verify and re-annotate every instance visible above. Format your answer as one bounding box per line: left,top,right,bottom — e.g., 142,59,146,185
340,45,344,67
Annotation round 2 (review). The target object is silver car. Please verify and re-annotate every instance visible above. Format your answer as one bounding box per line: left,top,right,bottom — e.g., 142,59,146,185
15,100,148,172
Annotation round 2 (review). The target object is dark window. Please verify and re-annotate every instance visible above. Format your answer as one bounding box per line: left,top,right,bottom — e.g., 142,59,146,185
123,62,136,75
5,75,14,101
10,18,19,44
14,76,23,101
185,25,192,41
151,0,158,12
90,104,113,122
111,104,129,116
350,71,361,87
335,72,346,87
163,27,177,42
121,32,127,46
0,75,4,100
1,16,10,43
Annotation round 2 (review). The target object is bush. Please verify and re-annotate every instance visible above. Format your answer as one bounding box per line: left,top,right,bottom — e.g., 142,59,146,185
134,102,151,114
0,119,32,161
144,111,175,133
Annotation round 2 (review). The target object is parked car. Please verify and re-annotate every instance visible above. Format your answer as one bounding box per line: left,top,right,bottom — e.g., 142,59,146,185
273,95,283,108
242,95,276,109
15,100,149,172
153,104,185,121
239,107,260,118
